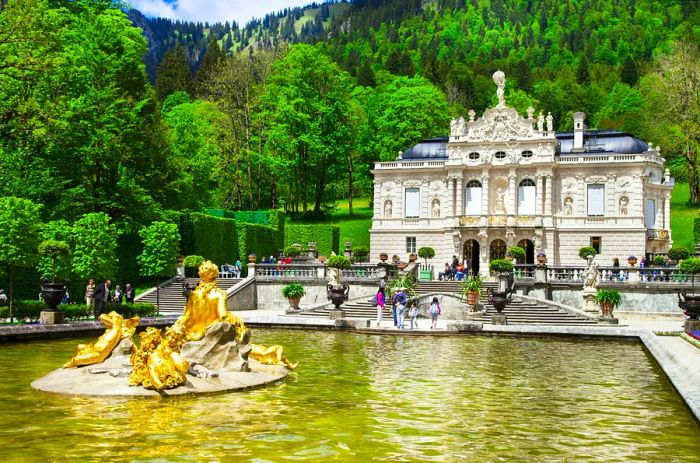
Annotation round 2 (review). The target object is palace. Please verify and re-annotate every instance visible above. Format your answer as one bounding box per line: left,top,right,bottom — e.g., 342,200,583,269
370,71,674,274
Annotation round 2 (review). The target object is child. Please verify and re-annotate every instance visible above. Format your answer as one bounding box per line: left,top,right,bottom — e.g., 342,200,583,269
408,303,418,329
429,296,441,329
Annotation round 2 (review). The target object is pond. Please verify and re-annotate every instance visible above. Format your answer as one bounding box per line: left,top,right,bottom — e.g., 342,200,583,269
1,330,699,462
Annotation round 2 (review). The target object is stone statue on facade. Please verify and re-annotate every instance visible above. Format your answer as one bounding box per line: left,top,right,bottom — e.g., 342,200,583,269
546,112,554,132
537,112,545,132
384,200,392,218
450,116,466,137
563,197,573,216
583,256,600,291
533,233,542,254
494,188,507,215
619,196,628,215
493,71,506,108
431,199,440,217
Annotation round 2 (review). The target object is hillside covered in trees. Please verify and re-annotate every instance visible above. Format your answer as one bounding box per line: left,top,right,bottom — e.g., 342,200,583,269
1,0,699,230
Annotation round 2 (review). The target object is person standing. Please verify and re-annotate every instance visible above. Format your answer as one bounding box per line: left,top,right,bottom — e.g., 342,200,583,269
395,288,408,329
125,284,135,303
85,279,95,306
113,285,123,304
429,296,441,329
92,279,111,320
234,259,242,278
375,286,385,328
408,303,418,330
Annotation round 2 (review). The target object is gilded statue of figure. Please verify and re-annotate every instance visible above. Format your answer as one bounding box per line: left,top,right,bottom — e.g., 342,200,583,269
129,327,162,388
64,312,139,368
145,324,189,391
250,344,298,370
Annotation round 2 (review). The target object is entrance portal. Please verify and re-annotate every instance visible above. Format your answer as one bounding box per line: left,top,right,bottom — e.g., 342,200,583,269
490,239,507,261
517,239,535,264
463,239,480,275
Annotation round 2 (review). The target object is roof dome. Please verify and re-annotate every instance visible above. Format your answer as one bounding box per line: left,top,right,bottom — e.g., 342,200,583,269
400,137,448,160
557,130,648,154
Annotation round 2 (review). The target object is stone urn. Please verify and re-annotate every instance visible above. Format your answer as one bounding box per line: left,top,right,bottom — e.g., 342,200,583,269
466,291,480,306
678,291,700,320
40,279,67,311
489,291,511,313
379,252,388,263
628,257,637,267
537,254,547,265
326,282,349,319
288,295,301,311
408,253,418,263
248,253,257,263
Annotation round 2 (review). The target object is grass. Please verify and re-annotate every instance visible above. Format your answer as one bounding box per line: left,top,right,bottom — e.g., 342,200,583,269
670,182,699,252
285,197,372,248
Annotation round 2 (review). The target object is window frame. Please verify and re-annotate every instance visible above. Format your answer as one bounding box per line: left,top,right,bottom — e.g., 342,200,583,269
586,184,605,217
404,187,420,218
406,237,416,254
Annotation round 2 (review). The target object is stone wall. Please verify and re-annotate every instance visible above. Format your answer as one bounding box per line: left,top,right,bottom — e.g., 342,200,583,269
527,287,683,315
554,230,647,266
255,281,378,311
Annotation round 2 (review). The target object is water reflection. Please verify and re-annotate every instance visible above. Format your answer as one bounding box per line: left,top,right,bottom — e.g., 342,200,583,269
0,331,698,461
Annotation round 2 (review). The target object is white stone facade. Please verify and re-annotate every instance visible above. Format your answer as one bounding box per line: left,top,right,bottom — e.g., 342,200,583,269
370,72,674,274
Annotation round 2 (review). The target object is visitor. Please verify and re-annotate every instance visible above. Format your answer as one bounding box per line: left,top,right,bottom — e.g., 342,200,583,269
429,296,441,329
125,284,135,303
234,259,242,278
374,286,385,328
0,289,6,305
176,255,185,279
439,263,452,281
455,261,466,281
612,258,620,281
62,290,70,305
408,302,418,330
85,279,95,306
92,279,111,320
394,287,408,329
113,285,123,304
451,255,459,274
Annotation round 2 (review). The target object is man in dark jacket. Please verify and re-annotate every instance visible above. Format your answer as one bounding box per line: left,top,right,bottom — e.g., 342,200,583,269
92,279,111,320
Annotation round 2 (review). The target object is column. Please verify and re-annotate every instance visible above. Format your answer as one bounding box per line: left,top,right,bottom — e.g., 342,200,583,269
481,172,490,218
545,175,553,217
446,177,454,218
535,175,543,216
664,194,671,230
456,176,464,217
508,172,516,216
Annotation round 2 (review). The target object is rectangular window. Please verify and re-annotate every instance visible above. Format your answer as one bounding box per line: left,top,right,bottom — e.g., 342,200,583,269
518,184,536,215
646,199,656,228
587,184,605,216
406,237,416,253
465,186,482,215
405,188,420,218
590,236,602,254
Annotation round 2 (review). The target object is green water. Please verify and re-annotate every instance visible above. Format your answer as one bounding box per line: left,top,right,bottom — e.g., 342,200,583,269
1,331,699,462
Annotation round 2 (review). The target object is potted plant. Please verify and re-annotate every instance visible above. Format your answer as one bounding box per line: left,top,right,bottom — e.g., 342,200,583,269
507,245,526,264
284,244,302,258
627,255,637,267
579,246,597,260
326,255,351,312
489,259,515,312
183,255,205,277
460,273,483,306
536,252,547,265
38,240,71,311
490,258,514,274
678,257,700,320
595,288,622,318
652,255,666,267
282,283,305,311
248,252,257,263
668,247,690,265
352,246,369,263
418,246,435,281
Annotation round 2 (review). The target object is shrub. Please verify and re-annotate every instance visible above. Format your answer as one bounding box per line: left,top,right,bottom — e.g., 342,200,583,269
695,217,700,244
460,274,483,293
62,304,92,321
282,283,305,298
418,247,435,264
507,245,526,263
326,255,351,269
238,222,279,267
0,300,44,321
353,246,369,262
183,255,205,268
285,224,340,256
652,255,666,266
680,258,700,275
594,289,622,307
578,246,597,259
38,240,71,281
177,212,237,266
284,244,302,257
490,259,514,273
668,247,691,261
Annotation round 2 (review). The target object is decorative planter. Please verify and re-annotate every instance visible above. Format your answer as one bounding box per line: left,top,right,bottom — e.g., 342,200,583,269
600,301,614,318
318,255,327,263
327,284,349,310
40,279,67,311
628,257,637,267
489,291,510,313
537,255,547,265
408,253,418,263
467,291,480,306
397,262,408,270
248,254,257,263
678,291,700,320
419,269,433,281
379,253,388,263
287,296,301,311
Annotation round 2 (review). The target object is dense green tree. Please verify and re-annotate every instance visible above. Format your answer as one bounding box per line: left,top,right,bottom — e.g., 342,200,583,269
138,221,180,311
194,36,225,98
72,213,118,283
620,55,639,86
576,55,590,85
0,197,42,321
37,220,74,283
356,59,376,87
155,43,192,101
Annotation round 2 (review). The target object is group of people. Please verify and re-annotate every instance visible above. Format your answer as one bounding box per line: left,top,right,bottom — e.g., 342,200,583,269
373,287,442,330
85,279,135,320
439,255,469,281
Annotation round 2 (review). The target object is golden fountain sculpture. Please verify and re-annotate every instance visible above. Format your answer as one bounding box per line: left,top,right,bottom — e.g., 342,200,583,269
63,260,296,392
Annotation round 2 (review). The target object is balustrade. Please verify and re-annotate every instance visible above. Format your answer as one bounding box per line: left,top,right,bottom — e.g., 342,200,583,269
254,263,388,280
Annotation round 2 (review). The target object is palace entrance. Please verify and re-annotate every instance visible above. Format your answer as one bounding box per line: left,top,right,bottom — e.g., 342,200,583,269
517,239,535,264
462,239,480,275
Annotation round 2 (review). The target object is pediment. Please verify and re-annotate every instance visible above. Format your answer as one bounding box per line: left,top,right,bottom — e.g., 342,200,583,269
463,107,535,142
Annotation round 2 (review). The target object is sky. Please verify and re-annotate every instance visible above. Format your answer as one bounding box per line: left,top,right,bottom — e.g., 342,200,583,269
129,0,319,25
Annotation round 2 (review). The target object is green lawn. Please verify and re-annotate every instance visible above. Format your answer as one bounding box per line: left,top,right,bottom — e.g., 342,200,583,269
670,182,698,252
285,198,373,248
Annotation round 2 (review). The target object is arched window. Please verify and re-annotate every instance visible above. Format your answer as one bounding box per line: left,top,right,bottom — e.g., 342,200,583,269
464,180,482,215
490,239,507,260
495,151,507,160
518,178,536,215
521,150,534,158
468,152,480,160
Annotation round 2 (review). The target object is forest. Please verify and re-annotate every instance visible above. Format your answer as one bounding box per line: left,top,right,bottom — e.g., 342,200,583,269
0,0,699,230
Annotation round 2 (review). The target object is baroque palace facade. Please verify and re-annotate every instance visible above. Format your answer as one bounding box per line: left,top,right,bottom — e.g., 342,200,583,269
370,71,673,274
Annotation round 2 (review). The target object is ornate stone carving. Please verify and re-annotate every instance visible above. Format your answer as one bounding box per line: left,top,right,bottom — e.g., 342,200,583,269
494,187,507,215
546,112,554,132
468,109,476,122
493,70,506,108
431,199,440,218
563,196,573,216
537,112,545,132
464,106,535,142
619,196,629,215
384,200,392,218
450,116,467,137
533,232,543,253
527,106,534,120
585,175,607,183
452,231,462,254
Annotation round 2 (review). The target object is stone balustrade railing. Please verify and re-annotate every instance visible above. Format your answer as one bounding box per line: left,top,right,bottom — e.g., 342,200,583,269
511,264,693,287
251,263,392,281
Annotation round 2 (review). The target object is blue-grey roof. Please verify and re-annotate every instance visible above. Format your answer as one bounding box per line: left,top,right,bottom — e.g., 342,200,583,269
401,137,448,160
557,130,648,154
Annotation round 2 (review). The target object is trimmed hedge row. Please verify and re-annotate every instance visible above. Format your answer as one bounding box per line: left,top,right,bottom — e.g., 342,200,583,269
285,225,340,256
238,223,279,263
178,212,237,266
695,217,700,245
0,301,157,322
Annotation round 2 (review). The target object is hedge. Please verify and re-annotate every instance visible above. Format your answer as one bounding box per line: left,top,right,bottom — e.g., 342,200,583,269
177,212,237,266
285,225,340,256
695,217,700,245
237,223,279,264
0,301,157,322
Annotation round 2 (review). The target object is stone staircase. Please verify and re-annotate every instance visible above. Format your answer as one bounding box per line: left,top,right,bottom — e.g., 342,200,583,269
415,280,497,296
136,278,241,315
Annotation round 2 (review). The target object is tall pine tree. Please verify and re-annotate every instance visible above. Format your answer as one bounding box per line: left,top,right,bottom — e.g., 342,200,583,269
155,43,192,101
194,37,225,98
